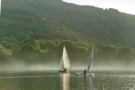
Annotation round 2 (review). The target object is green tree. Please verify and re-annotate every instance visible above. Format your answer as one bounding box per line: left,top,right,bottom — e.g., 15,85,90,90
76,46,88,54
20,43,35,52
23,38,40,49
0,45,10,63
101,45,118,56
118,47,133,57
56,40,76,56
16,34,31,41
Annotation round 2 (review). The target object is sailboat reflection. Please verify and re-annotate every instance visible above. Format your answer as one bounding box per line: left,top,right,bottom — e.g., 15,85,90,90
129,86,135,90
60,73,70,90
86,76,94,90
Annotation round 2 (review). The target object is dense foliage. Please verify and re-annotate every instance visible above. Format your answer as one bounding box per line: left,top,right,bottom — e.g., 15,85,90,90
0,36,134,66
0,0,135,66
1,0,135,47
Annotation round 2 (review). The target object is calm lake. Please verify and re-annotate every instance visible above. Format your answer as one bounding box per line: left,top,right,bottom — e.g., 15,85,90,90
0,70,135,90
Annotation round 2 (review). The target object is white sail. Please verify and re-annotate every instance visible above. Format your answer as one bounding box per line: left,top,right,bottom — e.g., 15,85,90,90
59,56,64,69
86,45,95,73
59,46,71,70
63,46,71,69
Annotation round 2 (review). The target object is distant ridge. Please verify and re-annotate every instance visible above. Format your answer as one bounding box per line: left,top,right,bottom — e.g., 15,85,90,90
1,0,135,47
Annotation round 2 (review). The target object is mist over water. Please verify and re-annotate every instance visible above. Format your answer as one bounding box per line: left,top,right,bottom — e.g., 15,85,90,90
0,59,135,72
1,60,135,90
0,60,59,71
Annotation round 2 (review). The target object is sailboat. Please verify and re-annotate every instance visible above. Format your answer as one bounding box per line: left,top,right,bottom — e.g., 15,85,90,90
59,46,71,73
75,44,95,76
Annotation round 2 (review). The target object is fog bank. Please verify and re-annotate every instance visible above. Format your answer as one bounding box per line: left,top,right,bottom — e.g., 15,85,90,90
0,61,135,72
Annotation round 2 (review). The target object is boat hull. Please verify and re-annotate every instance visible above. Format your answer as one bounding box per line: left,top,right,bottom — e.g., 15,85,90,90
59,69,68,73
75,73,94,76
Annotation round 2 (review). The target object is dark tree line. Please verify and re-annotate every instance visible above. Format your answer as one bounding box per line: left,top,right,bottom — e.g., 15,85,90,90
0,36,134,66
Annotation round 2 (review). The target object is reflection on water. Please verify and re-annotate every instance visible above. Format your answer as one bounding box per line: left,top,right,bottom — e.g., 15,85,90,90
60,73,70,90
130,86,135,90
87,76,94,90
0,71,135,90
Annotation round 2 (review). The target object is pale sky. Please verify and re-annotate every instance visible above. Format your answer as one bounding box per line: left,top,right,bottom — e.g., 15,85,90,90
0,0,1,10
62,0,135,15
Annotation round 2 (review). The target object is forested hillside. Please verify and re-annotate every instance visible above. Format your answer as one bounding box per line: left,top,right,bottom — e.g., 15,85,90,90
1,0,135,47
0,0,135,67
3,0,135,47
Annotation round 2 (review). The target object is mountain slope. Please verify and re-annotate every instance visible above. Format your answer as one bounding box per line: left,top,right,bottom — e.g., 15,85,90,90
1,0,135,47
0,1,93,42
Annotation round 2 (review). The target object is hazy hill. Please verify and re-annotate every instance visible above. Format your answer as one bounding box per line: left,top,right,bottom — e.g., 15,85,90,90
0,0,135,68
1,0,135,47
1,0,93,42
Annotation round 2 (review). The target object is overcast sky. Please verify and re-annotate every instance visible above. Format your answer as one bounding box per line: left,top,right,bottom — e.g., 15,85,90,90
62,0,135,15
0,0,1,10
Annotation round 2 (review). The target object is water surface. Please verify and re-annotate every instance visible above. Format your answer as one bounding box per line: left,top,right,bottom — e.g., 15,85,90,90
0,70,135,90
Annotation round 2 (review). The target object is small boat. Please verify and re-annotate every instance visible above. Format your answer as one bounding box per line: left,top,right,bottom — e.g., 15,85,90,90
59,46,71,73
75,44,95,76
